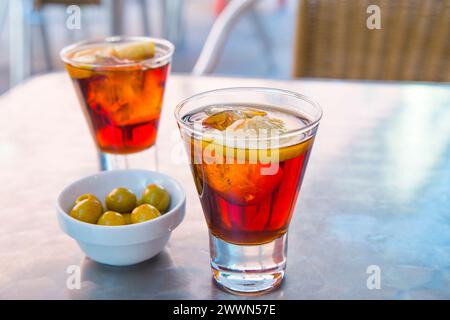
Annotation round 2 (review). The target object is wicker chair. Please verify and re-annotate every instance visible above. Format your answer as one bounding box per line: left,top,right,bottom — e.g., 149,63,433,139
293,0,450,82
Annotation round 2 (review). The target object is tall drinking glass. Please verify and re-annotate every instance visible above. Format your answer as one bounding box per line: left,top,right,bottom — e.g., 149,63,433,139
175,88,322,294
61,36,174,170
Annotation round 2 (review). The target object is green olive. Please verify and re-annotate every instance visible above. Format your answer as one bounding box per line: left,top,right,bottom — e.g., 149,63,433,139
141,184,171,213
97,211,126,226
122,213,132,225
75,193,103,210
75,193,100,204
131,204,160,224
70,198,103,224
105,188,137,213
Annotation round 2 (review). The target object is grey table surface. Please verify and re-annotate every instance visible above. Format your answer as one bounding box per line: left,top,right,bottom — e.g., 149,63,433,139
0,73,449,300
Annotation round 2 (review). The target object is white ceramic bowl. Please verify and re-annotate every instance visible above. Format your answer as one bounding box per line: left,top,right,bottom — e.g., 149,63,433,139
56,169,186,266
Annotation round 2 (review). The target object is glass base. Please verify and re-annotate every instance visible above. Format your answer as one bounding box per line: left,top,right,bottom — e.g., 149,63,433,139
209,233,287,294
98,145,158,171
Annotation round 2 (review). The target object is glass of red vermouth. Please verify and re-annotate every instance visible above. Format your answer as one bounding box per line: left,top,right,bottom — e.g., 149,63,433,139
175,88,322,294
61,36,174,170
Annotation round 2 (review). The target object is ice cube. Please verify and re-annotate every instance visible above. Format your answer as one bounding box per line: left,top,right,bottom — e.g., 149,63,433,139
72,48,98,64
241,108,267,118
72,42,155,66
94,47,123,65
202,107,270,131
226,116,285,132
223,115,287,149
72,47,117,65
200,162,284,205
202,107,287,148
202,110,242,131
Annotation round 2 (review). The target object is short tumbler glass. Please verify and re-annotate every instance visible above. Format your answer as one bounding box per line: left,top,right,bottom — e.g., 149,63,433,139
175,87,322,294
61,36,174,171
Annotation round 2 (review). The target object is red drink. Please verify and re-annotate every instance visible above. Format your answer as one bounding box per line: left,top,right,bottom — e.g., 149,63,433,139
197,140,313,245
176,88,322,294
67,63,169,154
182,105,314,245
62,38,172,155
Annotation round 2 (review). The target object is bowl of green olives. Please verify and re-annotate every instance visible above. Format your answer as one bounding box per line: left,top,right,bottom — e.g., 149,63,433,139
56,169,186,266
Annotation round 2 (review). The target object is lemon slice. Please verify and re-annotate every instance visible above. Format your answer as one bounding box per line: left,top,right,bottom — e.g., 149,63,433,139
113,41,155,61
72,48,98,64
217,137,313,162
67,48,99,78
189,135,313,164
65,64,94,79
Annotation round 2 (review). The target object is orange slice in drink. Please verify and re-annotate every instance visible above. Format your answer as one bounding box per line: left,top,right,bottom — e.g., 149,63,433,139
202,161,284,205
193,137,313,205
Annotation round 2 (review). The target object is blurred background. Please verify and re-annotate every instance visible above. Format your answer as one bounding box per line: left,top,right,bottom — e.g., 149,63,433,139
0,0,449,94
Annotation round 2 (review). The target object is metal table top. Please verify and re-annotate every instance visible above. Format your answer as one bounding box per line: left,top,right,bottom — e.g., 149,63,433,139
0,73,449,299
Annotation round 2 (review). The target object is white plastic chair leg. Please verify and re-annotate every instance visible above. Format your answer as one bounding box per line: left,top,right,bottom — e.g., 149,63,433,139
192,0,258,76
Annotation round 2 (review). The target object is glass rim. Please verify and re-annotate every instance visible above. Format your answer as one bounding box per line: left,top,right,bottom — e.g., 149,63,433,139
60,36,174,69
174,87,323,140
